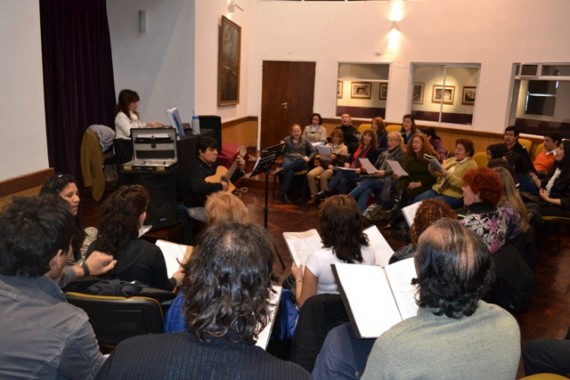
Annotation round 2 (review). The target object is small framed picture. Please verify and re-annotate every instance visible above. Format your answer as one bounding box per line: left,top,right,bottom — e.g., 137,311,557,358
431,85,455,105
337,81,343,99
462,86,477,105
379,83,388,100
351,81,372,99
412,82,424,104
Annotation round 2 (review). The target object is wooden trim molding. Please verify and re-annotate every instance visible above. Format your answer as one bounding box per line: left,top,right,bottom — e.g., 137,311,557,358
0,168,54,198
222,116,258,129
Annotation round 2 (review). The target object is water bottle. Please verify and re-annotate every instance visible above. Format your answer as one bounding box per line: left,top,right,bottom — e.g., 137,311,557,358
191,114,201,135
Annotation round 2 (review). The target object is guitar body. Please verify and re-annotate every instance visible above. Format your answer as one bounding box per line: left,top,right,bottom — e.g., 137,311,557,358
204,146,247,194
205,166,236,193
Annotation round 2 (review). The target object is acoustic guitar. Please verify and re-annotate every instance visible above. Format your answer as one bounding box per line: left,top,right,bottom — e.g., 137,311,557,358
205,146,247,193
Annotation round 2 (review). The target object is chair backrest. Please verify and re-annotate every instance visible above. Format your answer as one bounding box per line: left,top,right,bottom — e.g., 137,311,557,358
533,142,545,160
472,151,489,168
385,124,401,133
518,138,532,154
358,123,371,134
65,292,164,350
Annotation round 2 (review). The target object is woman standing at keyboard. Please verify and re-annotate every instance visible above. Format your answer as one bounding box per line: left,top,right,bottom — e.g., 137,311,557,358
114,89,163,139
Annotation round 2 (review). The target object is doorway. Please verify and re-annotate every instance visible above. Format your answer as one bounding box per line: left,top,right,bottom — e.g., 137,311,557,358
260,61,316,149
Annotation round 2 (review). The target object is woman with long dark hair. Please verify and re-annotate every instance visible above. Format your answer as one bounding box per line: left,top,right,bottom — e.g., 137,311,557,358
114,89,163,139
291,195,376,307
87,185,184,290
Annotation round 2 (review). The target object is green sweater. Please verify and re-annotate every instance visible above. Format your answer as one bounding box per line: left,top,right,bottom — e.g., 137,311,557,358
362,301,520,380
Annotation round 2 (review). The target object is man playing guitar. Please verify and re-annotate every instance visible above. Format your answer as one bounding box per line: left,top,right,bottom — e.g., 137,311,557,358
187,136,246,222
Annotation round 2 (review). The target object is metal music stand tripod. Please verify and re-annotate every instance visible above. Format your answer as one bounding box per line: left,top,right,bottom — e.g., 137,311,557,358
248,143,285,230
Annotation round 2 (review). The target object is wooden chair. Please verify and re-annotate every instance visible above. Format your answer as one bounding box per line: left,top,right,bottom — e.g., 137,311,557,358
518,138,533,154
65,292,164,352
472,152,489,168
385,124,401,133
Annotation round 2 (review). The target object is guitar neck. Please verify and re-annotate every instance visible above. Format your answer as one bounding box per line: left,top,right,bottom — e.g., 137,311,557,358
224,146,246,181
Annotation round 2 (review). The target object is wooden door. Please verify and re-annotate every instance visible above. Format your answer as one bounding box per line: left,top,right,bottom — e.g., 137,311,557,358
260,61,316,149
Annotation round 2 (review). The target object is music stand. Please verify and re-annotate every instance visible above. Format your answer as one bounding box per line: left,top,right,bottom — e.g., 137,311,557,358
249,143,284,229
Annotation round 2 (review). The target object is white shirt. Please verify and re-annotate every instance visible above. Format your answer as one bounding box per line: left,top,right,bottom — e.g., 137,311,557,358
114,111,146,139
305,245,376,294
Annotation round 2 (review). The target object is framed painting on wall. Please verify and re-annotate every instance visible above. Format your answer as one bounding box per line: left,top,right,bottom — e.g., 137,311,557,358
379,83,388,100
337,81,343,99
412,83,424,104
462,86,477,105
218,16,241,106
351,82,372,99
431,85,455,105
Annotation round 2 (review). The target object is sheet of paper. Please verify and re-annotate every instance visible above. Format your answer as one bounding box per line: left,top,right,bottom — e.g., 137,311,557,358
423,154,442,171
383,258,418,320
282,229,323,266
401,201,422,227
359,158,378,174
255,285,282,350
333,263,403,339
334,166,357,171
155,239,193,278
363,225,394,267
386,160,408,177
317,145,333,161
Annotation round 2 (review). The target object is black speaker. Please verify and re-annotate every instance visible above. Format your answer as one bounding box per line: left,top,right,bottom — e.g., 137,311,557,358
199,115,222,148
130,173,178,230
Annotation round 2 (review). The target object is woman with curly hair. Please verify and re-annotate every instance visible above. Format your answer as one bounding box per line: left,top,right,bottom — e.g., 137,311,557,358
394,133,438,208
389,198,457,264
461,167,507,254
40,173,89,262
291,195,376,307
86,185,184,290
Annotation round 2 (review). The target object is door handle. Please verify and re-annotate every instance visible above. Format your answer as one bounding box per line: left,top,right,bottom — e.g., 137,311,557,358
281,102,288,109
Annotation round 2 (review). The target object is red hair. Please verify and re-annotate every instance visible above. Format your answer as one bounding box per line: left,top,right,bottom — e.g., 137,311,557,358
462,167,503,206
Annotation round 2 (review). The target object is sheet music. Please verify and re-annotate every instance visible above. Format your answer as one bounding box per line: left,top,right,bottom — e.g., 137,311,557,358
282,229,323,266
383,258,419,320
424,154,442,171
255,285,282,350
333,263,403,339
363,225,394,267
155,239,193,278
386,160,408,177
316,145,333,161
402,201,422,227
359,158,378,174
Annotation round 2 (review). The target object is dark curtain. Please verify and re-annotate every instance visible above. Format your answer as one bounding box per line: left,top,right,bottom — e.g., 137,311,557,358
40,0,116,179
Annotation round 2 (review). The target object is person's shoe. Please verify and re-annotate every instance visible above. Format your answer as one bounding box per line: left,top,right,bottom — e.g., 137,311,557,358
315,190,329,202
306,195,317,205
282,194,292,204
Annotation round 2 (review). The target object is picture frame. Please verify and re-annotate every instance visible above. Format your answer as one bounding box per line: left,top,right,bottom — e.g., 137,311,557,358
218,16,241,106
412,82,424,104
351,81,372,99
462,86,477,105
337,80,343,99
431,85,455,105
379,83,388,100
